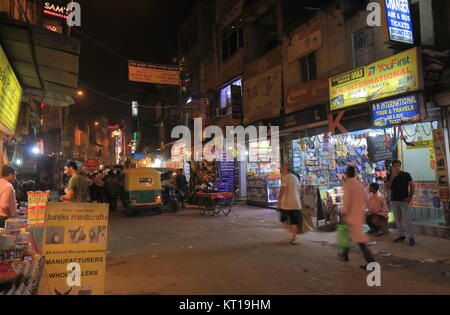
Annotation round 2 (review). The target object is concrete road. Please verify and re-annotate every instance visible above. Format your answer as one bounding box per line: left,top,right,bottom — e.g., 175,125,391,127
105,204,450,295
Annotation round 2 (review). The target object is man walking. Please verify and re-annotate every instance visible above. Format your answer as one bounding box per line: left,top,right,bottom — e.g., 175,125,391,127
60,161,91,203
339,166,376,268
277,165,302,245
386,160,416,246
0,167,17,228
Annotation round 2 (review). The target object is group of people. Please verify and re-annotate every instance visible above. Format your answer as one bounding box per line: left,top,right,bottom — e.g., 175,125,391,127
59,162,124,211
277,159,415,268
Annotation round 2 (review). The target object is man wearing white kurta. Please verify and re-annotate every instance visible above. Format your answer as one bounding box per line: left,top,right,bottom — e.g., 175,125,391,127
339,166,375,268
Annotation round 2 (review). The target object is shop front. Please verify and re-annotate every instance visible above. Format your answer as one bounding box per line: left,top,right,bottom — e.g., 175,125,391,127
302,46,450,234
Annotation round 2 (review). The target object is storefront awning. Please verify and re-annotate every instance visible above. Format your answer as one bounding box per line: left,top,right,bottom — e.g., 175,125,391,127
0,17,80,107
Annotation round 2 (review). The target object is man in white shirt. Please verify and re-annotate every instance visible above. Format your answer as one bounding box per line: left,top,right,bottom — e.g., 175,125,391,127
0,167,17,228
277,165,303,245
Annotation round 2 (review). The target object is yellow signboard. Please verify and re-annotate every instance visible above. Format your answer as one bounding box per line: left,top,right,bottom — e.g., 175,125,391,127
41,202,109,295
330,48,422,111
0,46,22,134
406,140,433,150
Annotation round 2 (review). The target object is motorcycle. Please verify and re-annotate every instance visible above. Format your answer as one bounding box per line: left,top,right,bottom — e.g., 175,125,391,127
162,188,180,212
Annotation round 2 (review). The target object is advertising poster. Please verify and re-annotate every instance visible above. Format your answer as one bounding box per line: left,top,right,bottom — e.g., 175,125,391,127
383,0,414,44
367,135,394,162
330,48,421,111
412,183,441,209
243,65,282,124
288,21,322,63
41,202,109,295
128,60,180,85
372,94,421,127
285,78,329,114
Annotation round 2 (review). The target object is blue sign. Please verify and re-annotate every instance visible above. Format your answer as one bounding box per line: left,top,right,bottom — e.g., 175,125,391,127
217,151,235,193
132,153,145,160
385,0,414,44
372,94,420,127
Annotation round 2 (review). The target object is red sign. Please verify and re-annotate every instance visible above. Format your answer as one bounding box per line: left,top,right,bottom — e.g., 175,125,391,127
107,125,119,130
285,78,329,114
84,160,100,169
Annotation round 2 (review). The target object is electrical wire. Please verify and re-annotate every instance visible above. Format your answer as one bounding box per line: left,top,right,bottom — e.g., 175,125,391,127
78,80,179,109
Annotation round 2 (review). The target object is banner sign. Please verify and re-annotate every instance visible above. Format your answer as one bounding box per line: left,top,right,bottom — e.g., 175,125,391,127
243,65,282,124
0,46,22,135
367,135,394,162
384,0,414,45
288,21,321,63
412,182,441,209
433,129,450,201
41,203,109,295
128,61,180,86
372,94,420,127
330,48,421,111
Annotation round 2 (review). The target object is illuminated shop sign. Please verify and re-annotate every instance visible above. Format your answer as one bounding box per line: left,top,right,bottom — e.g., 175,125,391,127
372,94,421,127
43,2,72,19
329,47,422,111
384,0,414,45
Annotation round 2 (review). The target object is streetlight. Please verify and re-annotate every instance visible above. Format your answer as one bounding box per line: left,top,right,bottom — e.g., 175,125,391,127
94,121,99,126
77,90,84,96
31,146,40,155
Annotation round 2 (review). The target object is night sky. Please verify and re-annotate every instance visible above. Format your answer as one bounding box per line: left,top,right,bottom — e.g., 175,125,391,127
74,0,194,124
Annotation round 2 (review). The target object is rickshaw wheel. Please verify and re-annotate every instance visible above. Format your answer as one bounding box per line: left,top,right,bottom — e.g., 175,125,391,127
199,206,206,215
222,204,231,216
206,205,215,216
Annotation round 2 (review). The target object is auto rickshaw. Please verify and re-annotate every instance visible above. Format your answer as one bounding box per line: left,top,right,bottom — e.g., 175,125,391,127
122,168,162,217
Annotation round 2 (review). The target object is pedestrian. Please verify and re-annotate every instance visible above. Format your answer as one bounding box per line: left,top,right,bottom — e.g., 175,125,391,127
386,160,416,246
176,170,188,208
277,165,303,245
60,161,91,203
105,171,121,212
0,167,17,228
339,166,376,268
93,171,105,202
366,183,389,237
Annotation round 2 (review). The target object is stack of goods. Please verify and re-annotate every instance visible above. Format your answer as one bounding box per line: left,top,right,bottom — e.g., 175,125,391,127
0,219,43,295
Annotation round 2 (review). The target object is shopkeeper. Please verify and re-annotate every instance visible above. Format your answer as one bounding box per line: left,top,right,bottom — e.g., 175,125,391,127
0,167,18,228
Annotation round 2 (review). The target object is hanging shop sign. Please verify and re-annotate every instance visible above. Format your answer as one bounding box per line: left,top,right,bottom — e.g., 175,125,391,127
382,0,414,45
372,94,421,128
433,129,450,201
412,182,441,209
0,46,22,135
243,65,282,124
128,61,180,86
328,106,372,135
285,78,329,114
288,20,322,63
40,203,109,295
329,47,422,111
367,135,394,162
